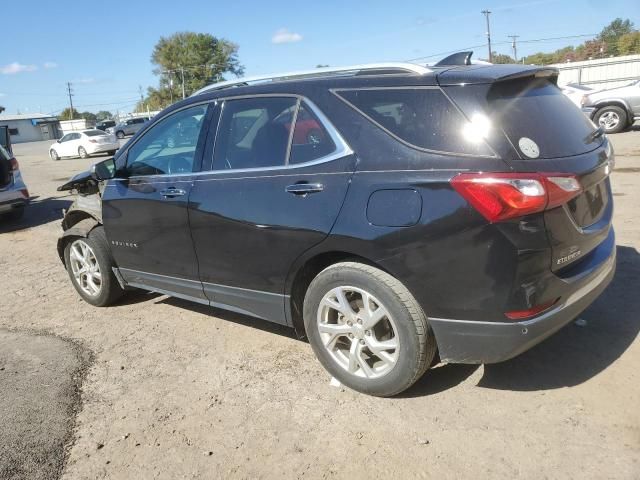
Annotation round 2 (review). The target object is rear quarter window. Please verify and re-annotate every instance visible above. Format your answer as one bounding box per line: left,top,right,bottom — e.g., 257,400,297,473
334,87,494,157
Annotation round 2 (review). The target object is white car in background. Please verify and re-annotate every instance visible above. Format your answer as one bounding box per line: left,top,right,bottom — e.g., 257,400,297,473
561,83,595,107
49,130,120,161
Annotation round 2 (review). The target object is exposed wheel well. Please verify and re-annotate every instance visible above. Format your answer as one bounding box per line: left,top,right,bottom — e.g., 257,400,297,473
594,102,632,120
288,251,391,339
62,210,99,231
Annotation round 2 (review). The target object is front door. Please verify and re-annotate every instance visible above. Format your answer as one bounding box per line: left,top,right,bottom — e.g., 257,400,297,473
102,103,212,302
189,97,355,324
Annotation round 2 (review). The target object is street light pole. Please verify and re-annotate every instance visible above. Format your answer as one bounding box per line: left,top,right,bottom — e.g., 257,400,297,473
481,10,493,63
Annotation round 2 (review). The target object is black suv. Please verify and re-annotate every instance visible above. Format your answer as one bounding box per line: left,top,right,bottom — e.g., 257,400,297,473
57,60,615,396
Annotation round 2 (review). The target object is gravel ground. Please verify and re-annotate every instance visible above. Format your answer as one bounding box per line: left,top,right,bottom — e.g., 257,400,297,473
0,134,639,479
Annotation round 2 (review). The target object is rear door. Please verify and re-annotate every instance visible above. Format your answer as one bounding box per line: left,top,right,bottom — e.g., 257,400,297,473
102,103,212,301
189,96,355,324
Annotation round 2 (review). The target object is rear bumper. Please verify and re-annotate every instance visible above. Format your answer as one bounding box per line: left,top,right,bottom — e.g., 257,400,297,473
86,143,119,154
429,232,616,364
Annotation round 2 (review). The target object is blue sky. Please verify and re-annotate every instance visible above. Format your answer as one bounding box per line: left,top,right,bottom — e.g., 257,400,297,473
1,0,637,115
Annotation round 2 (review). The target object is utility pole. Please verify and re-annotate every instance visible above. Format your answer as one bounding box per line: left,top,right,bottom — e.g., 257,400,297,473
481,10,492,63
138,85,145,113
66,82,74,119
180,66,186,100
508,35,520,62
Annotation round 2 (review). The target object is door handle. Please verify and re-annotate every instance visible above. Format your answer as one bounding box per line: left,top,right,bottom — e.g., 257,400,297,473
160,187,186,198
285,183,324,196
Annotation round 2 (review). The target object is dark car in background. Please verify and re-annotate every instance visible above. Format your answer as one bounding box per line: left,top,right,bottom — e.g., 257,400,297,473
96,120,116,132
56,60,615,396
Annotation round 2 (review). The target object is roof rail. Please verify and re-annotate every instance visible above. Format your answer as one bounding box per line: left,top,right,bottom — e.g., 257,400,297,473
191,62,431,96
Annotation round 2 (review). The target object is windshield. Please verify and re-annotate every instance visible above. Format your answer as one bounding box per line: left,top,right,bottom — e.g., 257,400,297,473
84,130,106,137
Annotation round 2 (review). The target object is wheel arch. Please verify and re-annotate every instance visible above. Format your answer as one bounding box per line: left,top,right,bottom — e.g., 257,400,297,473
57,213,101,265
286,250,392,339
593,99,633,119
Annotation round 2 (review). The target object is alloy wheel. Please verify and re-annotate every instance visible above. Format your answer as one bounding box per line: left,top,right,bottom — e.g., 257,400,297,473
599,111,620,131
69,239,102,297
317,286,399,379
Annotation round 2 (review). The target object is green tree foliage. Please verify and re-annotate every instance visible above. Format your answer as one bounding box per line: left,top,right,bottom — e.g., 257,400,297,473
523,18,638,65
617,31,640,55
80,111,97,122
95,110,113,121
137,32,244,111
0,105,5,114
58,107,81,120
597,18,635,56
491,53,516,64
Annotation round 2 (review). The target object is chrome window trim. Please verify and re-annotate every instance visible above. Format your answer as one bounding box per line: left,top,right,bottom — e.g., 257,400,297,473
331,86,498,159
122,94,354,180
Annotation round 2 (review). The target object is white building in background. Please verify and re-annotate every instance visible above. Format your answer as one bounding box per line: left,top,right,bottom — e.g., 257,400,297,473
0,113,62,143
552,54,640,89
59,119,95,136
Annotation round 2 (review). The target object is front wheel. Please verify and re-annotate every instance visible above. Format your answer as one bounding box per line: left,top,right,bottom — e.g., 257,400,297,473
303,262,436,396
116,131,125,139
595,105,627,134
63,227,124,307
50,149,60,161
78,146,88,158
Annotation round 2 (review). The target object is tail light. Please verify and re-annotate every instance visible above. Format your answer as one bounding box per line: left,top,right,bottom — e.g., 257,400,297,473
451,172,582,223
505,298,559,320
20,188,29,199
580,94,589,107
10,158,19,171
89,139,98,143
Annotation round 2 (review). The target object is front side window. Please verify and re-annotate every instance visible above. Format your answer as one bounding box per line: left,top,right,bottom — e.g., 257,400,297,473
335,88,493,156
212,97,297,170
126,104,208,176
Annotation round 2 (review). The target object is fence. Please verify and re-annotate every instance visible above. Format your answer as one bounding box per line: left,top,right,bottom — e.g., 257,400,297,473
551,54,640,89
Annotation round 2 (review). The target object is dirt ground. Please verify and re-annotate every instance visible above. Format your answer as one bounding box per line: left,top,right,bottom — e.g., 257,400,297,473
0,135,639,479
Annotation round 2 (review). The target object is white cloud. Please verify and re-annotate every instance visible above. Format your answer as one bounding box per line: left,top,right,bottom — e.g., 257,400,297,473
1,62,38,74
43,61,58,69
272,28,303,44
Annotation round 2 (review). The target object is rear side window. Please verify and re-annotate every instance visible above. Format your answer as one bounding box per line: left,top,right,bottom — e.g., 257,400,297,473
213,97,297,170
488,78,601,159
289,103,336,164
335,88,493,156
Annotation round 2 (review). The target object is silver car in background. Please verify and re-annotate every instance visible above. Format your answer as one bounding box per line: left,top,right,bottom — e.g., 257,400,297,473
581,79,640,133
106,117,149,139
0,144,29,221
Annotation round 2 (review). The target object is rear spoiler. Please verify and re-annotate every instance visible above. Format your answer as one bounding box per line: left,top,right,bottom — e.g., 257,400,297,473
436,64,559,86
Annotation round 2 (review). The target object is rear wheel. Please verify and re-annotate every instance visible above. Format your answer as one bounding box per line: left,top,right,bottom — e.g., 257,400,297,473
78,146,88,158
63,227,124,307
116,131,125,139
107,150,117,156
303,262,436,396
595,105,627,134
50,149,60,161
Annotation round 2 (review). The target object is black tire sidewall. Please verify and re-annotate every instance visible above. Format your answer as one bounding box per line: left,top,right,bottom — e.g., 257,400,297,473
304,265,426,396
116,131,125,139
50,150,59,160
596,106,627,134
63,227,122,307
79,147,87,158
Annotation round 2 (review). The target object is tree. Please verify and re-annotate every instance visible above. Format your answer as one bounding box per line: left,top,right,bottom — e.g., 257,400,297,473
138,31,244,111
58,107,81,120
598,18,635,56
0,105,5,114
80,111,97,122
492,53,516,64
617,31,640,55
96,110,113,121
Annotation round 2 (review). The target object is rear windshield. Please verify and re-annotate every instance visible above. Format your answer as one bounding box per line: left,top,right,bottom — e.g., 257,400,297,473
84,130,106,137
335,88,494,156
488,79,601,159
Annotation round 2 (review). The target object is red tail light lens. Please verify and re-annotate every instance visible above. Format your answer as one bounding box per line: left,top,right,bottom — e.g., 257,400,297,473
451,172,582,223
89,139,97,143
10,158,19,171
505,298,559,320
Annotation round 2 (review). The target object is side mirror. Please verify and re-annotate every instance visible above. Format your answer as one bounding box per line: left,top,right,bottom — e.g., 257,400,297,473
57,139,61,143
91,157,116,181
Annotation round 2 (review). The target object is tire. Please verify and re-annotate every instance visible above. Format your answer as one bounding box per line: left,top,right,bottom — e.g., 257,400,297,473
50,149,60,161
116,131,125,139
303,262,437,397
78,146,88,159
63,226,124,307
595,105,627,134
107,150,117,156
